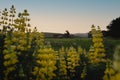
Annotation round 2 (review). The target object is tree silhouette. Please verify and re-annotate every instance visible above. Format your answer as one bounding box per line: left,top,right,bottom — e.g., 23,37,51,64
107,17,120,38
64,30,71,38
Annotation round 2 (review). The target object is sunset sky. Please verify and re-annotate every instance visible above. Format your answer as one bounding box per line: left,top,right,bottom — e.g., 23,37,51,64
0,0,120,33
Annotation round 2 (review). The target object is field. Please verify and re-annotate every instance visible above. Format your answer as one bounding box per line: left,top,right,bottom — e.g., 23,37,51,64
1,30,120,80
45,38,120,58
45,38,92,50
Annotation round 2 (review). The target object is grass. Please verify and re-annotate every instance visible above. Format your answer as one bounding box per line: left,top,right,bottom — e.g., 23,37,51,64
45,37,120,58
45,38,92,51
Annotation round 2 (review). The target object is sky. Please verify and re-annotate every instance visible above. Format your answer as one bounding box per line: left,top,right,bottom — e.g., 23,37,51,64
0,0,120,33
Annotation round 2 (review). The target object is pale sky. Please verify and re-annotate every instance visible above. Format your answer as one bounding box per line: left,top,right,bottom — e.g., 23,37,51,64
0,0,120,33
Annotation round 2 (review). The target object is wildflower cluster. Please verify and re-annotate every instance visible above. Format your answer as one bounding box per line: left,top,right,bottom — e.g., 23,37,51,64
56,47,67,79
33,47,57,80
66,47,79,73
89,25,106,63
3,30,18,80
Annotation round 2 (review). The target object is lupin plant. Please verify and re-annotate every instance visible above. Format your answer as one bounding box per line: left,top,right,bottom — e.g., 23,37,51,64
3,28,18,80
66,46,80,79
111,45,120,80
56,47,67,80
81,63,87,80
12,9,31,52
2,5,33,79
103,59,115,80
14,10,33,79
33,47,57,80
13,8,32,52
0,8,8,33
103,46,120,80
91,25,105,63
31,27,44,56
1,6,18,80
22,9,31,32
78,46,83,54
88,45,103,63
88,45,98,63
1,5,44,80
97,26,105,57
89,45,94,54
14,9,30,32
9,5,16,27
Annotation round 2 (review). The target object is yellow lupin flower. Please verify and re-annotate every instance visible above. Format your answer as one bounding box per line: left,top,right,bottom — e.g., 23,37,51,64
11,37,18,42
90,25,105,63
4,54,11,59
66,47,80,78
33,47,57,80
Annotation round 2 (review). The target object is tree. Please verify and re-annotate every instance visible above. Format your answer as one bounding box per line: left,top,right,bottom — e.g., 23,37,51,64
64,30,71,38
107,17,120,38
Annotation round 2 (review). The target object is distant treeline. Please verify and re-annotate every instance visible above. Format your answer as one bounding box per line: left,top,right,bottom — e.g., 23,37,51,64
43,30,108,38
